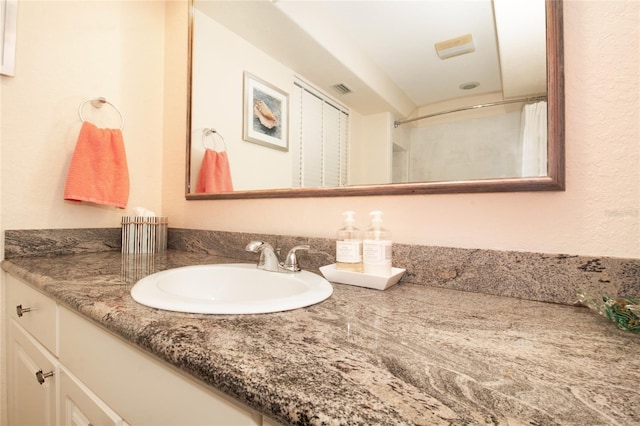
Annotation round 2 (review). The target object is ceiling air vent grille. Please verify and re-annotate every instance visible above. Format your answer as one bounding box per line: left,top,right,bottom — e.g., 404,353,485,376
332,83,353,95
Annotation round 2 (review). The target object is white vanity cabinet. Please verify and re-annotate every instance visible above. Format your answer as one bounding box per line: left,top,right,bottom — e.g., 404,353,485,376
7,272,59,426
58,304,263,426
6,273,128,426
4,273,283,426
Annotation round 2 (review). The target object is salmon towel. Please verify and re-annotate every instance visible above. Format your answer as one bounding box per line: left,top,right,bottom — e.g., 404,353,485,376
64,121,130,209
195,149,234,193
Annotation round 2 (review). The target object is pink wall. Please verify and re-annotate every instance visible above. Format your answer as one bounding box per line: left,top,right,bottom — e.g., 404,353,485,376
0,1,635,259
163,0,639,259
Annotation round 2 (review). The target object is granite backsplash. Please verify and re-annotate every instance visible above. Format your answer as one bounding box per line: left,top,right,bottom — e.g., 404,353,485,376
5,227,639,306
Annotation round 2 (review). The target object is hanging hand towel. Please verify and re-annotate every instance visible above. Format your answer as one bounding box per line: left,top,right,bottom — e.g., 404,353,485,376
195,149,234,193
64,121,130,209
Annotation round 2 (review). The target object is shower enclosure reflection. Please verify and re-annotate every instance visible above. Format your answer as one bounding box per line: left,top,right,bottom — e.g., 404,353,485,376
392,97,548,184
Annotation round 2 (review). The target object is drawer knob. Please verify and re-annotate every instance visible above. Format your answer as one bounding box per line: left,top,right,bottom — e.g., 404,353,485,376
35,369,54,385
16,304,34,317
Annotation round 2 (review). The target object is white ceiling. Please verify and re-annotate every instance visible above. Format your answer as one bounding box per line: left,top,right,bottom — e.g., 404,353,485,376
280,0,502,106
195,0,546,118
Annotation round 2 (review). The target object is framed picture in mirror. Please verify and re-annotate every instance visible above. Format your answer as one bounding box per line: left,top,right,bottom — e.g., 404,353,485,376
243,72,289,152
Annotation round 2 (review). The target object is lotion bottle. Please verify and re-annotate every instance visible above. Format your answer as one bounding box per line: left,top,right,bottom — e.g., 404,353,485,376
363,211,392,276
336,211,363,272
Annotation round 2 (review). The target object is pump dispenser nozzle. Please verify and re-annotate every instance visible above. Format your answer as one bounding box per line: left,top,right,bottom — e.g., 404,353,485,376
343,211,356,226
363,211,392,276
370,211,383,224
369,211,384,239
336,211,363,272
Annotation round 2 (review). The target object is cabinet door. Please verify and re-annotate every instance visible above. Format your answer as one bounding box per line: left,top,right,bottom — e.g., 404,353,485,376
8,319,57,426
59,366,129,426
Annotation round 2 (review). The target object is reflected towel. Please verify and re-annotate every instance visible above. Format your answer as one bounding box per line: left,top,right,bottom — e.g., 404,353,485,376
64,121,130,209
196,149,234,193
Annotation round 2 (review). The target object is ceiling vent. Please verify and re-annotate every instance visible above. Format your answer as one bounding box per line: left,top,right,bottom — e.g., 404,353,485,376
332,83,353,95
435,34,475,59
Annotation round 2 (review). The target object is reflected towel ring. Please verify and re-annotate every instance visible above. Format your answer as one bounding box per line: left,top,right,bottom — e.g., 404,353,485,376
202,128,227,151
78,97,125,130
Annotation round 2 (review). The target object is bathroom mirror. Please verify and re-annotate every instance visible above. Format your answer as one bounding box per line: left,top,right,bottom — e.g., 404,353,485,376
186,0,564,199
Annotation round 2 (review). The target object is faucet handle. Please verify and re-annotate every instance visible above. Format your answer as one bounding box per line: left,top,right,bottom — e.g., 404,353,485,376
282,245,310,272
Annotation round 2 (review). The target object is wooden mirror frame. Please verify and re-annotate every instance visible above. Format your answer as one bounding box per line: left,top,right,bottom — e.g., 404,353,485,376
185,0,564,200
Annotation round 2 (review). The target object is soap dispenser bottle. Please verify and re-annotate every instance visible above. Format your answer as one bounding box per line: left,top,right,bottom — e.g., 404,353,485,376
336,211,363,272
363,211,392,276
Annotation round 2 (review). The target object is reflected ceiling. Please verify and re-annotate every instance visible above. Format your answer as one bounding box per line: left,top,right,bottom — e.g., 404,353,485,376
196,0,545,117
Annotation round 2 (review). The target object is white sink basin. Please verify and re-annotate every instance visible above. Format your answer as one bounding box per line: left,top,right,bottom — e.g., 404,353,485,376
131,263,333,314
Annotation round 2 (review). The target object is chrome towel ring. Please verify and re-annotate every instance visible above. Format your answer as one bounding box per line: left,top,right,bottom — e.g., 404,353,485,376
202,128,227,151
78,97,125,130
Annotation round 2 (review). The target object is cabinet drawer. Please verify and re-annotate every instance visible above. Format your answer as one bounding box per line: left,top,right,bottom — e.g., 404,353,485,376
6,274,58,355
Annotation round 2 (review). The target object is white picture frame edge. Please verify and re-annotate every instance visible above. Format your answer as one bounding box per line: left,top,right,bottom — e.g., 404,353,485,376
242,71,289,152
0,0,17,77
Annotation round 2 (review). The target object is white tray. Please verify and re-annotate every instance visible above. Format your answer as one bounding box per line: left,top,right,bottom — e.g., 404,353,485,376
319,264,406,290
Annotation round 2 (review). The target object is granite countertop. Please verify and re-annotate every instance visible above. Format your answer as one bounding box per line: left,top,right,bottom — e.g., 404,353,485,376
3,250,639,425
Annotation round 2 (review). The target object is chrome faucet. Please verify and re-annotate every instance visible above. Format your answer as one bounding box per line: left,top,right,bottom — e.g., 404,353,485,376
245,241,310,273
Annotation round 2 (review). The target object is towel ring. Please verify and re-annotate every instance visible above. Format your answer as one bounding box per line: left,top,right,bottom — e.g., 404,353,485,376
202,128,227,151
78,97,125,130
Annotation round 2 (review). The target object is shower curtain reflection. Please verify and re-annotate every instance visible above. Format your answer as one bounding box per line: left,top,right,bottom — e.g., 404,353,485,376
394,100,547,183
520,101,548,177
